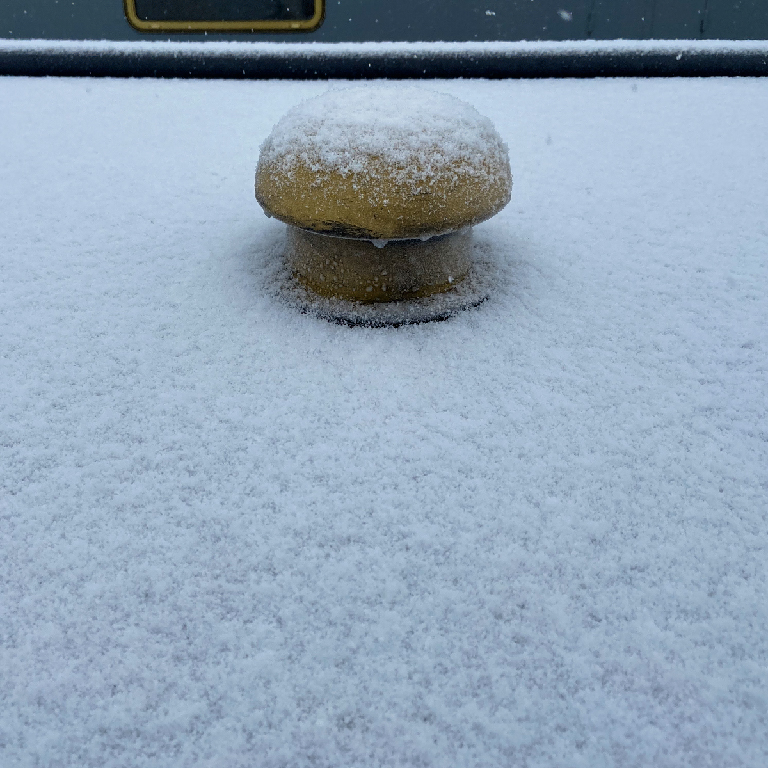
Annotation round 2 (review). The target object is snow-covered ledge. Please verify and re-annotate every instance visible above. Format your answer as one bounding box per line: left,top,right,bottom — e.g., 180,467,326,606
1,38,767,78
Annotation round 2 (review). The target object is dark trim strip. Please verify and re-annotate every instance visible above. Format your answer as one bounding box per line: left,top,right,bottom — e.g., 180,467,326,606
1,43,767,79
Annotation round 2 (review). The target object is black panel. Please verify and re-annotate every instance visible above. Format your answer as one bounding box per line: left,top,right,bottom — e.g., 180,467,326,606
133,1,316,22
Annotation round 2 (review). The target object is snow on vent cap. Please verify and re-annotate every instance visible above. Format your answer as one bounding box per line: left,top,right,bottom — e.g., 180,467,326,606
255,85,512,241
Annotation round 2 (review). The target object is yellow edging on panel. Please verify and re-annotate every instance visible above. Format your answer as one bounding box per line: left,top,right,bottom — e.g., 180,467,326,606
124,1,324,33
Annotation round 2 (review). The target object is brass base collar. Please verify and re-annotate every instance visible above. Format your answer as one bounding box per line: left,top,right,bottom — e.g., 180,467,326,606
287,227,472,303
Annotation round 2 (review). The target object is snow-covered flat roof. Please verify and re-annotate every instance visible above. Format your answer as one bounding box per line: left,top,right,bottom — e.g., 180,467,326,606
1,75,766,767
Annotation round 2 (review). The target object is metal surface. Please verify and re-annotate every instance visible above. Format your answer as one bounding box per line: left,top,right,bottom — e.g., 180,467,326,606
1,1,767,43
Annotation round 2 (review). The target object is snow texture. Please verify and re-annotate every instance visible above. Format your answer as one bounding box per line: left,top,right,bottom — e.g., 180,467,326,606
1,76,767,768
3,38,768,55
258,86,509,192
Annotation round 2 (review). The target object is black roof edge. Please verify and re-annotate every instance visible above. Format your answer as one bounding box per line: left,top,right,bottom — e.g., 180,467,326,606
1,42,767,79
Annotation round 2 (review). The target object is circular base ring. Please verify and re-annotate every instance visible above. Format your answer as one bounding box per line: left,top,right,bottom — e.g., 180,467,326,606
279,258,491,327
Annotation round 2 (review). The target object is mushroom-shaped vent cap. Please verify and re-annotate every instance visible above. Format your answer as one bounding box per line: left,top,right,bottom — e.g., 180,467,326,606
256,86,512,241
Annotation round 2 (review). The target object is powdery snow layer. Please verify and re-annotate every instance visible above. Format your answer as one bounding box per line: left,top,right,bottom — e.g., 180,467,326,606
3,38,768,54
1,76,767,768
258,85,509,189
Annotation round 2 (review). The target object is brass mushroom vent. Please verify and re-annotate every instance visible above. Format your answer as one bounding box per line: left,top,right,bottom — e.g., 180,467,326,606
256,86,512,306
